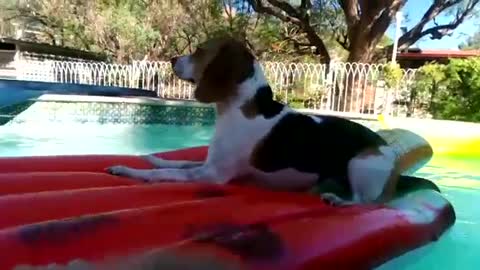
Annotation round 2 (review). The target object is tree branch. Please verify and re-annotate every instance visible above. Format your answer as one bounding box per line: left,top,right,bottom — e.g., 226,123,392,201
420,3,477,40
299,0,312,16
300,0,311,10
369,0,405,42
326,13,350,50
336,31,349,50
398,0,478,49
267,0,301,18
246,0,331,63
338,0,360,28
246,0,302,24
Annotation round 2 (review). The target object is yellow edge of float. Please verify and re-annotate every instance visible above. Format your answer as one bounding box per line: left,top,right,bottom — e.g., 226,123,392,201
376,114,480,190
377,114,480,158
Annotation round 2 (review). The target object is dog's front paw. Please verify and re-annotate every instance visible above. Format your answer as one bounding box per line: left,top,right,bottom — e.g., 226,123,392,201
320,193,347,207
106,165,134,177
106,165,154,183
106,166,150,183
143,154,163,165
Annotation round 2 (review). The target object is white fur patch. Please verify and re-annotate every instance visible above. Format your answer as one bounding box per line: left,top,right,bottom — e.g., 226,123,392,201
311,116,323,124
348,146,396,203
143,155,203,169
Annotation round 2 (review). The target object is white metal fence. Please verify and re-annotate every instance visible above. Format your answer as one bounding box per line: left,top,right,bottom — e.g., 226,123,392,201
13,58,419,117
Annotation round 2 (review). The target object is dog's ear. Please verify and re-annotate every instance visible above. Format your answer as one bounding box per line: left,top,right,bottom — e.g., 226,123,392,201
241,86,284,119
195,40,254,103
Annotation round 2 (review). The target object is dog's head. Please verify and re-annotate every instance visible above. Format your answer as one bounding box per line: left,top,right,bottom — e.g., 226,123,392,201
170,36,255,103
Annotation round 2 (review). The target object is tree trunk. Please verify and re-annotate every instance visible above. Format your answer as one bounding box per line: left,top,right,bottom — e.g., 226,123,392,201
346,23,387,63
337,4,394,112
335,32,380,113
347,42,377,63
301,24,331,63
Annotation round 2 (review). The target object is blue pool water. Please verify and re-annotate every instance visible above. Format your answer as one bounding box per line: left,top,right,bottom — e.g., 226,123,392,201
0,123,213,157
0,122,479,269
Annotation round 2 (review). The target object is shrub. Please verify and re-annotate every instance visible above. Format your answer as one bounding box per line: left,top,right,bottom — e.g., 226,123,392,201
383,63,403,89
411,62,447,117
412,58,480,122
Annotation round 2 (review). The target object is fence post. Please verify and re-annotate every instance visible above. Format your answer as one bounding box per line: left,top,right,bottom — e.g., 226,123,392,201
325,60,335,111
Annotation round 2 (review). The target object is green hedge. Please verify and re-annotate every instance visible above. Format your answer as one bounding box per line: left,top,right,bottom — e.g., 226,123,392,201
412,57,480,122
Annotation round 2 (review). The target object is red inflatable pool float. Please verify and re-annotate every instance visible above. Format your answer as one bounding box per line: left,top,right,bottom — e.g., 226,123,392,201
0,144,455,270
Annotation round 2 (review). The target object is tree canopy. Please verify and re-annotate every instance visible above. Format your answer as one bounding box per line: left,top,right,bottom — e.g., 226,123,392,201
459,29,480,49
0,0,478,63
246,0,480,63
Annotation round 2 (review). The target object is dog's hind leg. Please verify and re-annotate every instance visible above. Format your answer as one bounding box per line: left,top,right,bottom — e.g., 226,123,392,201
347,146,398,205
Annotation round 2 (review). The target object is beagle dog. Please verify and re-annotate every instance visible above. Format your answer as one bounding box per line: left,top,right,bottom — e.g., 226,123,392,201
107,36,400,205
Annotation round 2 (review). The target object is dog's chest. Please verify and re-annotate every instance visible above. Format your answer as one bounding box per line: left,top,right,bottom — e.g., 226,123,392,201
208,109,280,163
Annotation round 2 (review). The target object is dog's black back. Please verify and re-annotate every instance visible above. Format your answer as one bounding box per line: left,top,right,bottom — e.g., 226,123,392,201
251,112,387,183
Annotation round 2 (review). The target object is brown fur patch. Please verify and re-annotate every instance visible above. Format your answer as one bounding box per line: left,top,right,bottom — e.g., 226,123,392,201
396,145,433,173
377,144,433,203
191,37,255,104
376,161,402,204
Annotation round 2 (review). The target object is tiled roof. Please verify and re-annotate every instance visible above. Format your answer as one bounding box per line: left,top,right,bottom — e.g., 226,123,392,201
397,49,480,59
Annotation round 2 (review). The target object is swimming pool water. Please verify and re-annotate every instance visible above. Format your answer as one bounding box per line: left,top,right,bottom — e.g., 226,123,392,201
0,123,213,157
0,122,479,269
378,161,480,269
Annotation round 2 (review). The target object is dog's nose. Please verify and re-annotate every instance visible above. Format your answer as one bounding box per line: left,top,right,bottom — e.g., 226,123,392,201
170,57,178,66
